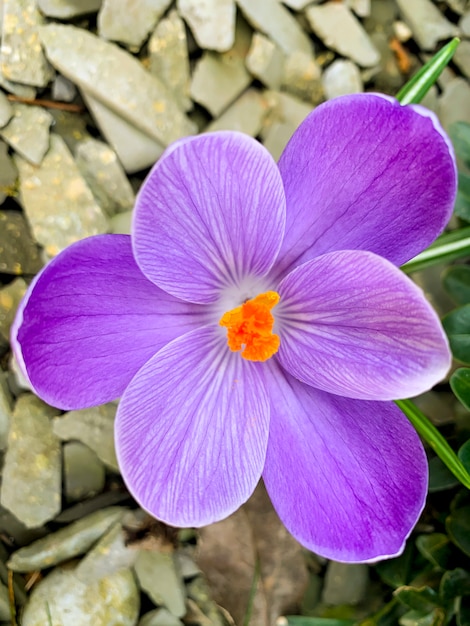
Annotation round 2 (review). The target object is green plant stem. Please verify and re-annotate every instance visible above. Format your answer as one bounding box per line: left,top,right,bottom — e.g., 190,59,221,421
396,399,470,490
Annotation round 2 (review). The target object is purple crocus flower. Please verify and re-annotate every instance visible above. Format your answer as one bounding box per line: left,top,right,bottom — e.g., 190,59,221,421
13,94,456,562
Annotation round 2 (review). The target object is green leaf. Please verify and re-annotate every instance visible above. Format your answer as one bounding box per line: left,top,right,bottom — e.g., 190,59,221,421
375,544,414,588
402,228,470,274
458,596,470,626
399,608,446,626
396,400,470,490
281,619,355,626
459,439,470,471
428,456,461,492
440,568,470,603
449,122,470,168
455,173,470,222
451,370,470,411
442,305,470,364
415,534,452,570
394,586,442,612
443,266,470,305
446,506,470,556
396,38,460,105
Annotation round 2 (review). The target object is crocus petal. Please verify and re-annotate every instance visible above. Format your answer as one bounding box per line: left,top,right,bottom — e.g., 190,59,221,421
276,250,450,400
115,326,270,527
262,364,427,562
13,235,206,410
273,94,456,278
133,131,286,304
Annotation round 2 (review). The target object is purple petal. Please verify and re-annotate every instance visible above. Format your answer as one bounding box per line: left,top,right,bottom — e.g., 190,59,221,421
276,250,450,400
13,235,206,410
273,94,456,279
263,364,427,562
133,131,286,304
115,326,270,527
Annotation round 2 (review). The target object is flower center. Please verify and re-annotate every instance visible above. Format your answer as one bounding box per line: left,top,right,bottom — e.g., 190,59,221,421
219,291,280,362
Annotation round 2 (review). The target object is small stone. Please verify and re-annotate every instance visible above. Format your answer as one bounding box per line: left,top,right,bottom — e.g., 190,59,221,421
0,75,36,99
191,51,251,116
1,104,53,165
98,0,172,49
393,20,413,42
460,11,470,36
306,3,380,67
0,374,12,450
82,91,165,174
322,59,363,99
438,77,470,132
0,91,12,128
453,40,470,80
8,508,126,572
149,10,192,112
368,31,405,93
0,140,17,204
38,0,102,18
110,209,133,234
0,277,27,347
8,351,34,394
0,395,61,528
281,0,311,9
21,565,139,626
322,562,369,606
15,134,108,258
52,74,77,102
39,24,196,146
0,212,41,275
139,608,184,626
246,33,285,90
1,0,54,87
395,0,459,51
178,0,235,52
64,442,106,503
134,550,186,617
49,108,90,153
53,403,119,471
175,548,200,579
347,0,371,17
75,137,135,216
205,89,268,136
236,0,312,56
282,50,323,103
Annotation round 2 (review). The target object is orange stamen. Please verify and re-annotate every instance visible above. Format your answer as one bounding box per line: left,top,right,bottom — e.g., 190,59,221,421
219,291,280,362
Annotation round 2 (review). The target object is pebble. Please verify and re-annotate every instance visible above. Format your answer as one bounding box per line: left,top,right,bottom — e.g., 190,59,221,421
453,40,470,80
236,0,312,56
74,137,135,216
8,507,126,572
322,562,369,606
15,134,108,258
49,108,90,153
21,565,140,626
178,0,235,52
110,209,133,234
395,0,459,51
322,59,363,99
246,32,285,90
149,10,192,112
0,278,27,347
98,0,172,49
53,403,119,471
0,91,12,128
0,140,17,204
82,92,165,174
139,608,184,626
0,374,12,450
0,74,36,99
1,0,54,87
438,77,470,132
281,0,312,9
64,442,106,502
134,550,186,617
0,211,42,276
347,0,371,17
282,50,323,103
0,104,53,165
51,74,78,102
205,88,268,136
306,3,380,67
39,23,196,146
37,0,103,18
0,394,61,528
460,11,470,36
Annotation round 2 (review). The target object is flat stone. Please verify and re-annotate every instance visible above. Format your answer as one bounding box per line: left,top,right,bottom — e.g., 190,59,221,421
0,212,41,275
39,24,196,146
347,0,371,17
110,209,133,234
38,0,102,18
1,0,54,87
460,11,470,36
8,508,126,572
438,77,470,132
139,608,184,626
205,88,268,136
74,137,135,216
0,374,12,450
191,51,251,116
98,0,172,48
282,50,323,103
49,108,90,153
149,10,192,112
0,91,12,128
395,0,459,51
64,442,106,502
281,0,311,9
175,548,199,579
453,40,470,80
0,278,27,349
21,565,139,626
178,0,235,52
236,0,312,56
53,403,119,471
15,134,108,258
82,91,165,173
306,3,380,67
0,394,61,528
0,74,36,99
134,550,186,617
322,59,363,99
0,104,53,165
52,74,77,102
246,33,285,89
322,562,369,606
8,352,34,394
0,140,17,205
